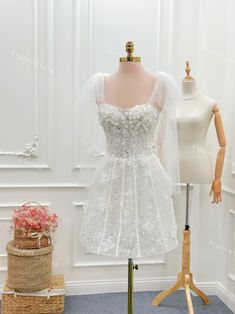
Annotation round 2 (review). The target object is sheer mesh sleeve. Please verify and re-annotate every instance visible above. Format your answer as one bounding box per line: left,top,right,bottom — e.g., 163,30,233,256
77,73,106,177
152,71,181,196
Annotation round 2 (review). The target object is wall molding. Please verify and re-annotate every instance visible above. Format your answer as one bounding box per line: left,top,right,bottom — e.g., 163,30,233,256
0,183,87,189
0,201,51,208
0,1,40,164
155,0,161,70
0,164,50,169
0,182,232,193
64,276,178,296
223,185,235,196
72,258,166,268
71,0,80,170
46,0,54,169
228,209,235,281
217,281,235,313
71,0,94,171
228,273,235,283
0,135,39,159
229,210,235,216
0,0,54,170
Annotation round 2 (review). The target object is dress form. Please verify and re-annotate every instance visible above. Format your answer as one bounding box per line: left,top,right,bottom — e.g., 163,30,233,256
176,62,226,203
103,42,155,314
176,75,215,184
103,60,155,108
152,63,216,312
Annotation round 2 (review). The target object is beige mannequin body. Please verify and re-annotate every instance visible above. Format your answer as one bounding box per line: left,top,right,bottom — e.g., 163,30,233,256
176,65,226,203
103,62,155,108
152,64,225,312
177,80,215,183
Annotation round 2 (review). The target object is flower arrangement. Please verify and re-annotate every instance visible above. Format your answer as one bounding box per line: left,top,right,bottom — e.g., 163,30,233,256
10,202,58,233
9,201,59,249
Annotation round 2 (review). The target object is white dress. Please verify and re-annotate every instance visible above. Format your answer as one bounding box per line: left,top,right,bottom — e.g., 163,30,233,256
79,71,181,259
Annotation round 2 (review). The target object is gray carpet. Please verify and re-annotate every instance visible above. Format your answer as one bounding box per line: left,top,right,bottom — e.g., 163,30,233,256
64,290,233,314
0,290,232,313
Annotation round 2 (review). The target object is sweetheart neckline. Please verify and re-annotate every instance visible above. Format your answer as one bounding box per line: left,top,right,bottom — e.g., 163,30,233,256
98,102,160,114
100,71,159,110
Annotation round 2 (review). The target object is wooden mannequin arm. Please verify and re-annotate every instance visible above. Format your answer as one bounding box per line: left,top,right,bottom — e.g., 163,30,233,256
209,105,226,203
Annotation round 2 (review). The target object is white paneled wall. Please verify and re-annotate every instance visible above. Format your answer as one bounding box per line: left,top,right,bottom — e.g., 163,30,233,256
0,0,235,311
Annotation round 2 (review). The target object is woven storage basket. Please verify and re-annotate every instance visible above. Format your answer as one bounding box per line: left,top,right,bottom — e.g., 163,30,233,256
13,201,52,249
6,240,53,292
14,228,51,250
1,274,65,314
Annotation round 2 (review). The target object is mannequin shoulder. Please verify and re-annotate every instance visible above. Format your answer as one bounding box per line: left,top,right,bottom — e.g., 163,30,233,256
205,96,221,114
199,95,217,112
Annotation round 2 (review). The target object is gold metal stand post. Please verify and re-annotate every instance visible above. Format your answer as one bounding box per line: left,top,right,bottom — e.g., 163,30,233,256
128,258,138,314
151,184,209,314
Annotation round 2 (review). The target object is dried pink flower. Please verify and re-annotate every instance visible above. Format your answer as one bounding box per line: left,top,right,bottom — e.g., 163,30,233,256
10,203,59,233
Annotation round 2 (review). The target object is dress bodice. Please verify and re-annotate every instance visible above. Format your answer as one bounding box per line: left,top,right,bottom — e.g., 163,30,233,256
98,102,159,158
77,70,181,196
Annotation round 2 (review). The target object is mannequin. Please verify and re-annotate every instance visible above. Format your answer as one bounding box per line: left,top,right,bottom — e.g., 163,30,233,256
103,42,179,314
151,62,227,312
176,62,226,203
79,41,181,314
103,59,155,108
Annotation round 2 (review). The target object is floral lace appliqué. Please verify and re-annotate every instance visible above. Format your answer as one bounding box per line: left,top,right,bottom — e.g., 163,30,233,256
79,103,178,259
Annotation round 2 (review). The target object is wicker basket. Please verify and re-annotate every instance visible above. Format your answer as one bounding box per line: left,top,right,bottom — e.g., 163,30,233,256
14,228,51,250
13,201,52,249
1,274,65,314
6,240,53,292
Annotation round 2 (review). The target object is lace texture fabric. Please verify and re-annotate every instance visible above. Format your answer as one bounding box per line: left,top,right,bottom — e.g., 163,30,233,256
78,71,181,258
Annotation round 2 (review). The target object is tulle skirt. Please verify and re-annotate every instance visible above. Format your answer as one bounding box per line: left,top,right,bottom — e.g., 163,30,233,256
79,153,178,259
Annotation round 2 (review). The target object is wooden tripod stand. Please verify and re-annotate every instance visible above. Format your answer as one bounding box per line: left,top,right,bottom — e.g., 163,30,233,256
151,184,209,313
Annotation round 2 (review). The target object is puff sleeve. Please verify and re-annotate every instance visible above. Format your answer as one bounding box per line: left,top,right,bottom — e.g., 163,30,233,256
152,71,181,196
77,73,106,181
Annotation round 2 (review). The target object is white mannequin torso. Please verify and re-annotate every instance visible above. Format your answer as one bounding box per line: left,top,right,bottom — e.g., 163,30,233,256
176,80,215,183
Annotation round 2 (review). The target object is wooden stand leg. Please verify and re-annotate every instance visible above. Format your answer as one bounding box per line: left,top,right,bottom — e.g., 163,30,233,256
151,229,209,309
151,279,181,306
185,273,194,314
